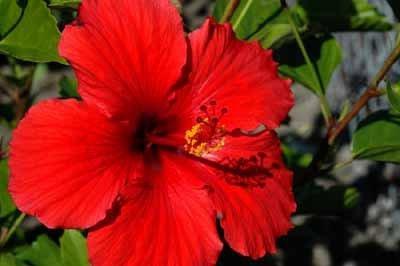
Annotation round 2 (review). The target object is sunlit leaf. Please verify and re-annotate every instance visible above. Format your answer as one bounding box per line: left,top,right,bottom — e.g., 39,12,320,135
352,110,400,163
213,0,391,50
213,0,306,49
277,35,342,95
0,0,65,63
387,82,400,113
60,230,89,266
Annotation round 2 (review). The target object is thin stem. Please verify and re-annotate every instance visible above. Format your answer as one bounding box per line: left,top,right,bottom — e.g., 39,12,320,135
319,96,335,128
328,88,381,144
370,43,400,88
333,158,354,171
283,0,332,126
297,42,400,186
0,213,26,248
220,0,240,23
328,42,400,144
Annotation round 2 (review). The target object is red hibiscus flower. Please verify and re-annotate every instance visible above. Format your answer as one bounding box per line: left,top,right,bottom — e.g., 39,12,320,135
8,0,296,265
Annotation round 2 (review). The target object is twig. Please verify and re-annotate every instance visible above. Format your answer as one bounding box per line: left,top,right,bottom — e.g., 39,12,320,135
297,42,400,186
0,213,26,248
220,0,240,23
328,43,400,144
327,88,382,144
282,0,333,128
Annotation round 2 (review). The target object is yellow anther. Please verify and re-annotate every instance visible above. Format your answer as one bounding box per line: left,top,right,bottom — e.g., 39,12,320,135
184,121,225,157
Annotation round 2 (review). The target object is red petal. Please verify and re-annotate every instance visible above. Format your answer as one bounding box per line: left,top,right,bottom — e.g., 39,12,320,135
185,18,294,130
59,0,186,119
88,153,222,266
9,100,140,229
202,131,296,258
212,168,295,259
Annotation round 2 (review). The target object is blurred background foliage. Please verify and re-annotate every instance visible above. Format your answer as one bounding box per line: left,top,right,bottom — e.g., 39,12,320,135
1,0,400,265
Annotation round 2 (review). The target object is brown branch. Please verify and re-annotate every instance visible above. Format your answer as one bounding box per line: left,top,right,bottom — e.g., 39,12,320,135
328,43,400,144
327,88,381,144
297,43,400,186
220,0,240,23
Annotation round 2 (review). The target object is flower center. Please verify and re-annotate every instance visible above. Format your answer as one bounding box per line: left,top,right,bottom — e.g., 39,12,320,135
132,114,172,152
184,100,227,157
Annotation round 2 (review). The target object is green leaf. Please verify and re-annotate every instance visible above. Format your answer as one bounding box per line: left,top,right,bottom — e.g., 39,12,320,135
213,0,391,50
0,0,21,38
59,76,79,98
387,82,400,113
48,0,81,9
229,0,283,39
213,0,229,21
0,253,17,266
60,230,89,266
0,160,16,218
282,144,312,169
16,235,61,266
387,0,400,21
277,35,342,95
248,8,297,49
297,0,392,31
296,183,360,214
0,0,65,63
352,110,400,163
213,0,304,49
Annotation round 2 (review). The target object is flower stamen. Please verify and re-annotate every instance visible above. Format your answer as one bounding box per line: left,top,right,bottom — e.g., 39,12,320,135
184,100,227,157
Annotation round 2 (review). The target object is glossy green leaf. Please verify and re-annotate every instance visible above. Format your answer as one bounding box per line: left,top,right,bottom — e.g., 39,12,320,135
229,0,283,39
60,230,89,266
248,8,297,49
16,235,61,266
277,35,342,95
297,0,392,31
352,110,400,163
213,0,391,50
0,0,21,38
0,160,16,218
387,82,400,113
213,0,229,20
0,0,65,63
59,76,79,98
0,253,17,266
213,0,304,49
48,0,81,9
